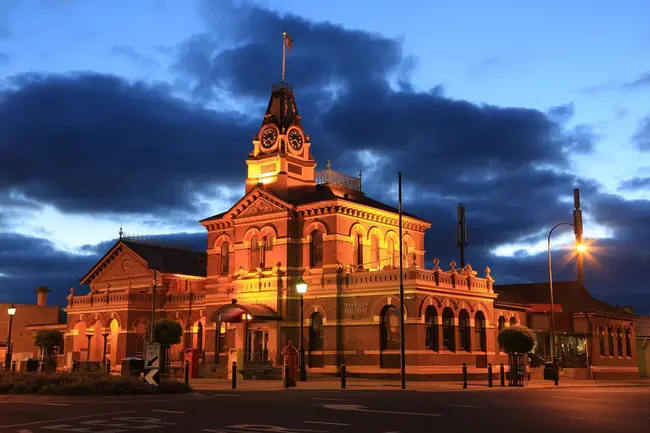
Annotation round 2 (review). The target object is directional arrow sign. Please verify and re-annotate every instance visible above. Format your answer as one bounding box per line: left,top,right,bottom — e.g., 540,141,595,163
145,368,160,386
145,343,161,369
146,356,159,368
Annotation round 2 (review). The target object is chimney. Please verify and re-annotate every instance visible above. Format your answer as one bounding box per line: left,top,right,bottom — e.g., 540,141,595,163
36,286,51,306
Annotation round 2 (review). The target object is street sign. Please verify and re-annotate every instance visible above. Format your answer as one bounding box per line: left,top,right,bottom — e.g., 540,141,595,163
144,343,161,386
144,368,160,386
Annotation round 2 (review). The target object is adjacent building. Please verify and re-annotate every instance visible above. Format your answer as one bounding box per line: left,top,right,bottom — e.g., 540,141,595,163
59,78,641,380
637,315,650,378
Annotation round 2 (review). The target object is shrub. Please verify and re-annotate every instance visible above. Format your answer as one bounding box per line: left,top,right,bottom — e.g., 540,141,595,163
497,324,535,354
0,372,192,396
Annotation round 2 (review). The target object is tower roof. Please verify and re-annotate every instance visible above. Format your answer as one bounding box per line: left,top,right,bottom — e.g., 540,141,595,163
261,82,301,133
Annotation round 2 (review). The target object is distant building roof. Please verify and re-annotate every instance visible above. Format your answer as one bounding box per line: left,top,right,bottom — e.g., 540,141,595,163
494,281,635,318
637,315,650,337
121,240,207,277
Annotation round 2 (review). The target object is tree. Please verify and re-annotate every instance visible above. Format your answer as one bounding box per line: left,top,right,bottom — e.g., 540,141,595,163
153,319,183,377
497,324,535,354
497,324,535,387
34,330,64,373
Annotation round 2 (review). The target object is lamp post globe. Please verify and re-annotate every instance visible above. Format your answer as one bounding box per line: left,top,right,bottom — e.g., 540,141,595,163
296,278,307,382
4,304,16,371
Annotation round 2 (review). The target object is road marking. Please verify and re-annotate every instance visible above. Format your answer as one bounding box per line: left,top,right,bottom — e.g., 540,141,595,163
303,420,351,426
39,403,71,407
316,403,441,417
214,393,241,397
0,411,136,429
444,404,485,409
151,409,186,414
229,425,328,432
311,398,351,402
17,430,33,433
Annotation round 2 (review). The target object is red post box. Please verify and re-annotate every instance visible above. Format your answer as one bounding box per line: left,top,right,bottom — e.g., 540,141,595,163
282,341,298,387
184,348,199,378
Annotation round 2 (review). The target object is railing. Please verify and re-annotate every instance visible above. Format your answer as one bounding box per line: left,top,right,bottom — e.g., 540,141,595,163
316,163,362,191
272,82,293,93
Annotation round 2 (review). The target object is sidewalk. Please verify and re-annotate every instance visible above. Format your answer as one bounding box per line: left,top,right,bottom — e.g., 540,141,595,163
190,377,650,392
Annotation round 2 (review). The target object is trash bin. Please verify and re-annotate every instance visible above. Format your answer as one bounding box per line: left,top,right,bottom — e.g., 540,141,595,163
121,357,144,377
543,364,557,381
24,358,39,372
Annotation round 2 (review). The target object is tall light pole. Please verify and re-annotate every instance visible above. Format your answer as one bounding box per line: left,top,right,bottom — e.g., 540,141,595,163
548,222,587,385
398,172,406,390
296,277,308,382
4,304,16,370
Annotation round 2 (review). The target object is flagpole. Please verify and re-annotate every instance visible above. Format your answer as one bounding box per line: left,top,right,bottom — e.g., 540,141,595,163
282,31,286,82
398,172,406,390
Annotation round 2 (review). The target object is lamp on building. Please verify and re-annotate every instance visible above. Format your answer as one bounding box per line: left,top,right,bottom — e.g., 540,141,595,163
296,277,308,382
4,304,16,371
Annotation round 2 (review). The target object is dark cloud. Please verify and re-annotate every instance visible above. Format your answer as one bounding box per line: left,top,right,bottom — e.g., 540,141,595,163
109,45,161,69
633,115,650,150
619,177,650,191
0,72,251,214
0,0,647,314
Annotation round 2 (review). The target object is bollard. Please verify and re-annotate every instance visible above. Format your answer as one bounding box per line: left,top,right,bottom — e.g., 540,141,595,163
184,360,190,385
462,362,468,389
284,362,290,389
231,361,237,390
11,360,16,373
488,363,493,388
341,364,347,389
553,359,559,387
106,359,111,375
500,363,505,387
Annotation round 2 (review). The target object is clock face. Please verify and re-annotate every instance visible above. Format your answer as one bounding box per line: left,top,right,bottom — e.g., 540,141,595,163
288,128,304,151
261,127,278,149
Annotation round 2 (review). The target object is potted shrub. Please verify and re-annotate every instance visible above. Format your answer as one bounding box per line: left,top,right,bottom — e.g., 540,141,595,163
497,325,535,386
34,330,64,373
153,319,183,377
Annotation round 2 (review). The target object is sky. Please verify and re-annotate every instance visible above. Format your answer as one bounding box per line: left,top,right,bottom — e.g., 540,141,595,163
0,0,649,313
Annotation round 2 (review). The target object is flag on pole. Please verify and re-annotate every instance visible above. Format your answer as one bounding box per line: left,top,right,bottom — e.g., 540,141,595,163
284,33,294,53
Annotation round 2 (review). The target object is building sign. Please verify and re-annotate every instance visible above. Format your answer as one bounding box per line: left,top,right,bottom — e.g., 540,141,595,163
344,301,369,319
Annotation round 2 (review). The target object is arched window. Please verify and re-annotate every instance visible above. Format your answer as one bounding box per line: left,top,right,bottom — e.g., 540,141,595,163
309,313,324,351
608,326,615,356
370,234,380,270
387,237,396,268
403,241,410,267
475,311,487,352
310,230,323,267
250,236,261,269
458,310,471,352
261,235,273,268
617,327,623,357
509,316,517,326
625,328,632,357
498,316,506,351
220,242,230,274
425,306,439,351
355,233,364,267
135,334,145,356
380,306,401,351
599,326,606,356
442,308,455,351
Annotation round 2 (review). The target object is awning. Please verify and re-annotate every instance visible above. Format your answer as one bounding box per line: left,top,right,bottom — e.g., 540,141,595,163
211,303,281,322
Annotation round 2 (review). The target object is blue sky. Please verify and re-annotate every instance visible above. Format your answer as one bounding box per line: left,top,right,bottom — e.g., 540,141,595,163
0,0,649,311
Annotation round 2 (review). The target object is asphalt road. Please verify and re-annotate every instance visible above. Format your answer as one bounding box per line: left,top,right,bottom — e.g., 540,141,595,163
0,386,648,433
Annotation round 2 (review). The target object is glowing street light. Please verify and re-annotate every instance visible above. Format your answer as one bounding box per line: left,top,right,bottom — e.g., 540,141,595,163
4,304,16,371
296,277,307,382
576,243,588,253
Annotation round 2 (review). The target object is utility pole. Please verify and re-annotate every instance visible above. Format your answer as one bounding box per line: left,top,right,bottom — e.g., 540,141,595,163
573,189,585,284
457,203,468,268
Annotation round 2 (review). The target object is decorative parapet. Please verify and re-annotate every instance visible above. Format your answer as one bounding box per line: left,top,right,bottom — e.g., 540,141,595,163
315,161,362,191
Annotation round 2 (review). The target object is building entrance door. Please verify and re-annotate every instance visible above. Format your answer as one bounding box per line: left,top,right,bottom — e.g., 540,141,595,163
247,329,268,364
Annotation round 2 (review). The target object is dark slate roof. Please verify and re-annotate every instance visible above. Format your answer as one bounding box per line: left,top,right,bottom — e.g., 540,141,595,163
494,281,635,318
121,240,207,277
200,184,429,223
637,315,650,337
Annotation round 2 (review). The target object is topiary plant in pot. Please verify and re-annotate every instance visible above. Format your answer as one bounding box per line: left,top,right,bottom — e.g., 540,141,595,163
497,324,535,386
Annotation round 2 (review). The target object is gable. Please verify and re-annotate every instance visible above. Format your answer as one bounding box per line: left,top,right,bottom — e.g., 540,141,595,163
225,187,293,220
237,197,286,218
90,249,152,284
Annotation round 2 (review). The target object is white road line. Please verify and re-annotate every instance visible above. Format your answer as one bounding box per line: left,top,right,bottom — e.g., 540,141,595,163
39,403,70,407
311,397,352,401
304,420,351,426
17,430,33,433
214,394,241,397
316,403,441,417
444,404,485,409
0,410,136,429
151,409,186,414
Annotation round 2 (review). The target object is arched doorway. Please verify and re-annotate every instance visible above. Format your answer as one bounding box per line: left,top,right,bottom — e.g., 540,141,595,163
309,312,324,368
380,305,401,368
425,306,439,351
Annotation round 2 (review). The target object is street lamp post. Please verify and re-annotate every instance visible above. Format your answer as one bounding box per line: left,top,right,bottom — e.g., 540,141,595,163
548,222,586,386
296,278,308,382
4,304,16,371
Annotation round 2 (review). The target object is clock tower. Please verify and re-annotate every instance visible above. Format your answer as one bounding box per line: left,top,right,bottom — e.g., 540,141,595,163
245,81,316,194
